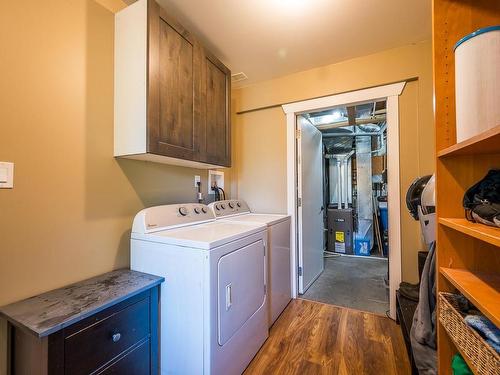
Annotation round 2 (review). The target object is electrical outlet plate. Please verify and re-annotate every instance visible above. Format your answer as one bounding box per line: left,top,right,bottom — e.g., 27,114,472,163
208,170,224,194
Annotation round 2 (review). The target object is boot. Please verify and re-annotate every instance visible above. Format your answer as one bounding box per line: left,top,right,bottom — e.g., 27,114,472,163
399,282,419,302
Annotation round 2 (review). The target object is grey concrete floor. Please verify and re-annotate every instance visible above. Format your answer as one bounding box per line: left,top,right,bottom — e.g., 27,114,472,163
301,255,390,316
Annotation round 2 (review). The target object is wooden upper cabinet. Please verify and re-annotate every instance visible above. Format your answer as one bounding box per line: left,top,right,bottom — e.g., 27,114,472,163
202,51,231,167
114,0,231,168
148,1,201,161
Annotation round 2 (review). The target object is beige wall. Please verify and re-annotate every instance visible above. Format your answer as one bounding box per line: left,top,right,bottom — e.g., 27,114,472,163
231,40,434,284
0,1,231,372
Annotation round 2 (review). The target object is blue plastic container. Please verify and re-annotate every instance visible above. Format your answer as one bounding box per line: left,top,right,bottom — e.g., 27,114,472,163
379,207,389,232
354,238,371,256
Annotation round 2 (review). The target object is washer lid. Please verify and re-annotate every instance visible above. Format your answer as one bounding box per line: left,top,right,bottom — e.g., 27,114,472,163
220,213,290,226
131,221,266,249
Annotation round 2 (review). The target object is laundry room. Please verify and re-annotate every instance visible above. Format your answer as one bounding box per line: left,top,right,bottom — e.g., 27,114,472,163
1,1,500,375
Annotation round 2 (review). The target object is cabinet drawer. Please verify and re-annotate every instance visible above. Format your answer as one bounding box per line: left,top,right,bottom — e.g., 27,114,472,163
64,297,150,375
97,339,151,375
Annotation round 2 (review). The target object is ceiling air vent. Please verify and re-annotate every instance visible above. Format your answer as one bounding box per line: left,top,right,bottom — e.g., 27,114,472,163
231,72,248,83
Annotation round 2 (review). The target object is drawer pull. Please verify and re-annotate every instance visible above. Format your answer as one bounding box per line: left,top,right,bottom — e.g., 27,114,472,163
112,333,121,343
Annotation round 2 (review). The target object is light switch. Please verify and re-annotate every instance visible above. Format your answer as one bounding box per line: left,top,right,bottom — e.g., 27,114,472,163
0,162,14,188
0,167,7,183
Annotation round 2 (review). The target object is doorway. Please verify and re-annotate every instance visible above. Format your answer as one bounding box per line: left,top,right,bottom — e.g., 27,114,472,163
297,101,390,315
283,82,405,319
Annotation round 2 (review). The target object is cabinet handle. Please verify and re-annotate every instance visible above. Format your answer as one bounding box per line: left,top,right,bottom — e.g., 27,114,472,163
112,333,121,343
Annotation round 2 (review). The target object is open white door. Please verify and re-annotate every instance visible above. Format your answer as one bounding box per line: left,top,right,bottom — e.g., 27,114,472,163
297,117,324,294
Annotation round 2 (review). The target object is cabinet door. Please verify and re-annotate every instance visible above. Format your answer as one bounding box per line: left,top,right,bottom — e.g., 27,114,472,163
147,0,201,160
201,51,231,167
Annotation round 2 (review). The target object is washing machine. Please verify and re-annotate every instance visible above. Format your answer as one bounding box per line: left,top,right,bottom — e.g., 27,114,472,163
130,203,268,375
208,200,291,326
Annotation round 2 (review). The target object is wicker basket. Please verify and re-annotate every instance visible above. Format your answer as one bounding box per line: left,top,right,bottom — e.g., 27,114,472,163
439,292,500,375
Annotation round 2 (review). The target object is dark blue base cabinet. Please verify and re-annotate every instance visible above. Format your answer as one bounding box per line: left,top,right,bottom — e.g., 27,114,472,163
0,271,163,375
11,288,159,375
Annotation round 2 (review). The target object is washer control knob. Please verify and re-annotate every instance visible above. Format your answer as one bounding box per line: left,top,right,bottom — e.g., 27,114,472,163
236,202,241,207
201,207,207,213
178,207,188,216
194,207,200,214
228,202,234,209
215,205,220,211
221,204,226,209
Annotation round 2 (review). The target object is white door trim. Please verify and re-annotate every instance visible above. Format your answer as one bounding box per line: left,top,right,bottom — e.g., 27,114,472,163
283,82,405,319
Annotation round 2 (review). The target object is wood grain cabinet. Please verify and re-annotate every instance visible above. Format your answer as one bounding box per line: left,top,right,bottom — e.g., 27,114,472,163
115,0,231,168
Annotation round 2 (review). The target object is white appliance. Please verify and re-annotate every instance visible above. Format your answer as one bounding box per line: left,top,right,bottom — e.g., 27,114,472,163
208,200,291,326
130,203,268,375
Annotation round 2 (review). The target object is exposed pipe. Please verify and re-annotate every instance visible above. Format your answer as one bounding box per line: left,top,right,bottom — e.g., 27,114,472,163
323,129,383,137
329,151,354,208
315,115,386,130
342,158,349,208
337,159,342,208
343,150,354,208
371,123,387,156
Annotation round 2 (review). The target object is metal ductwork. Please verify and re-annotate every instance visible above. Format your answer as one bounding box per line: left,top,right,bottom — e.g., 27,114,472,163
316,114,386,131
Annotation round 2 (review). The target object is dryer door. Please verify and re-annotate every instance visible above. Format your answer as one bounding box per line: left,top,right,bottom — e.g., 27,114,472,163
218,239,265,346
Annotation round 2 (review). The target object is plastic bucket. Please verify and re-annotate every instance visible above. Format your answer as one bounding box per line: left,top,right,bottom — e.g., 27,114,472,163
379,207,389,232
454,26,500,142
354,238,371,256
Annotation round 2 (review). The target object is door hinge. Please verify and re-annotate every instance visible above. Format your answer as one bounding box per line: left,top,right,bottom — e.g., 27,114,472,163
298,266,303,276
296,128,301,139
297,197,302,207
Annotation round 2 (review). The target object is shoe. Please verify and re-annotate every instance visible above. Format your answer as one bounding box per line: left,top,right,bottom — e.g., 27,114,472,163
400,281,419,289
471,204,500,227
399,283,419,302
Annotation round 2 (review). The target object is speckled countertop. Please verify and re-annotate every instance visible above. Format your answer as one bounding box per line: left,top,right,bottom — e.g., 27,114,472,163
0,269,164,338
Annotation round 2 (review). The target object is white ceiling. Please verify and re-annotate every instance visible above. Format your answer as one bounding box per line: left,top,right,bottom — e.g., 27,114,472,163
155,0,432,86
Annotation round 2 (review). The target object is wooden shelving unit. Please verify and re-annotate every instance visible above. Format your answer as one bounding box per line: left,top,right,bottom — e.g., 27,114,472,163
440,268,500,327
439,218,500,247
433,1,500,374
437,125,500,158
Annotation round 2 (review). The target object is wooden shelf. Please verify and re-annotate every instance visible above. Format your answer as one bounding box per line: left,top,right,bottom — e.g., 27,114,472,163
439,218,500,247
440,268,500,327
433,2,500,373
437,125,500,158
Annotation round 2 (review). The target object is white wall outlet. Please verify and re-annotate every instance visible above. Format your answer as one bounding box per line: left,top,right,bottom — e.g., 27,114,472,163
194,175,201,187
208,170,224,195
0,162,14,189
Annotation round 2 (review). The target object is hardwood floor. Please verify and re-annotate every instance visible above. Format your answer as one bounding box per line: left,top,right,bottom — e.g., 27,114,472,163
244,299,411,375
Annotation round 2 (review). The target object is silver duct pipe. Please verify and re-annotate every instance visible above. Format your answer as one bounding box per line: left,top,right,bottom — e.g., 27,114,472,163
355,136,374,247
343,158,349,207
333,151,355,208
315,115,386,131
327,151,354,208
371,133,386,156
342,150,354,207
337,159,343,208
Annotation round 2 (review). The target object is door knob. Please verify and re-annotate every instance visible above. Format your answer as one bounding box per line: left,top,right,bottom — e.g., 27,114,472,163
112,333,121,343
